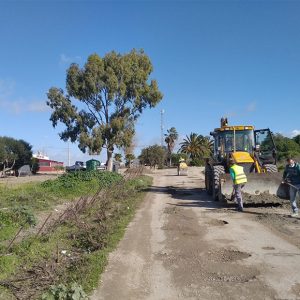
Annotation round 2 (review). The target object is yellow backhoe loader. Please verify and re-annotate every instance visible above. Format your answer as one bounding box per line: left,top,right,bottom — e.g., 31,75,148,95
205,118,288,204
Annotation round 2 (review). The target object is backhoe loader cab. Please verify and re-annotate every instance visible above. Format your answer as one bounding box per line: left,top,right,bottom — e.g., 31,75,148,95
205,119,286,203
210,126,276,172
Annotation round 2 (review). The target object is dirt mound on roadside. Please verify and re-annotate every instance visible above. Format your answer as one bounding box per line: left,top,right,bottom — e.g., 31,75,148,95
241,192,284,205
205,248,251,263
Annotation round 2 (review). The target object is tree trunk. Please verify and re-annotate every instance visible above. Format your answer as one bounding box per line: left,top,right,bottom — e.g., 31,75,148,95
106,149,113,172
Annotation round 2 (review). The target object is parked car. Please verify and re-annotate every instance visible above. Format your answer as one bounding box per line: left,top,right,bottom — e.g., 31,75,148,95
66,161,86,172
97,162,107,170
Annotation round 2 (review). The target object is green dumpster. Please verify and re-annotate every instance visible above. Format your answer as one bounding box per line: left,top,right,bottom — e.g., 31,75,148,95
86,159,100,171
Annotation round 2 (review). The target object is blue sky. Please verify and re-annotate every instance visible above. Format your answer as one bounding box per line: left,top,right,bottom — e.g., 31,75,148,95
1,1,300,165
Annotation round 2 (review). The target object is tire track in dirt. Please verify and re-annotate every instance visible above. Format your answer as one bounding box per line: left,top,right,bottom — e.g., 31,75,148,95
91,167,300,299
160,200,276,299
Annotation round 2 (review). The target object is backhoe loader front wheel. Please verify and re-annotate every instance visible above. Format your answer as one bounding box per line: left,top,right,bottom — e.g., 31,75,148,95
212,165,225,201
264,164,278,173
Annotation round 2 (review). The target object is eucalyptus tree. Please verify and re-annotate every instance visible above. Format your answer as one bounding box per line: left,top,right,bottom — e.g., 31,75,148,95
47,49,163,171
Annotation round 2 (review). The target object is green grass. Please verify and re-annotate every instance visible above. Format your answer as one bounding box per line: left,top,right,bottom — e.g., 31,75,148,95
0,174,152,299
59,175,153,293
0,254,20,280
72,178,152,293
0,171,122,243
0,171,122,212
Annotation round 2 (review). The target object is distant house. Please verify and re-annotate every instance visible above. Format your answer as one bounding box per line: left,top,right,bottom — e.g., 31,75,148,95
33,152,64,172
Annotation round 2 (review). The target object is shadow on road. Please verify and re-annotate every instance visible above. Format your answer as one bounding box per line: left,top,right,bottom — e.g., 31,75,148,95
147,185,227,209
147,185,283,215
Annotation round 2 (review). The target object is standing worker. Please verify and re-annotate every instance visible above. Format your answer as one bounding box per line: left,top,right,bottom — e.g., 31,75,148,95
282,158,300,217
229,158,247,212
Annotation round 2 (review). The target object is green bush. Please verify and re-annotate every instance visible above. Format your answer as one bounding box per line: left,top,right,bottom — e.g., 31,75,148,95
171,153,188,166
11,206,37,227
41,283,88,300
41,171,122,191
31,158,40,174
189,158,205,166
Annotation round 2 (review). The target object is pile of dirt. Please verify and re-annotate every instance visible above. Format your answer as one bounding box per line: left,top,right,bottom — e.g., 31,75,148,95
205,248,251,263
241,192,284,205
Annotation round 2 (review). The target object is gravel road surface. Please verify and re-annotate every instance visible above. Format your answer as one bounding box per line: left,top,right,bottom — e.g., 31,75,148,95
91,167,300,300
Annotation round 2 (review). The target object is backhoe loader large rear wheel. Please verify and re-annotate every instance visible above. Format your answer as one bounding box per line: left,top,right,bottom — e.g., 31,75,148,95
212,165,225,201
264,164,278,173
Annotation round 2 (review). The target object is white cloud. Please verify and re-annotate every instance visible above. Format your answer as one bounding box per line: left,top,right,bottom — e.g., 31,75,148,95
0,79,15,98
224,111,237,118
0,98,49,114
28,101,49,112
246,102,256,112
0,78,49,114
59,53,82,65
291,129,300,137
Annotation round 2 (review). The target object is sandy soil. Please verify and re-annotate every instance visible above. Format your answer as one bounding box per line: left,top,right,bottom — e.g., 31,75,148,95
0,173,60,187
91,167,300,300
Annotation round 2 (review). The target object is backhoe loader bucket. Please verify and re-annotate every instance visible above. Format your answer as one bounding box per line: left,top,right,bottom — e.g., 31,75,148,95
219,173,289,204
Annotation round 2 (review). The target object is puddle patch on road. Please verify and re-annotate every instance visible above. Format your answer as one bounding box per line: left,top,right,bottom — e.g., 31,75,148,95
262,246,275,250
208,219,229,226
206,248,251,263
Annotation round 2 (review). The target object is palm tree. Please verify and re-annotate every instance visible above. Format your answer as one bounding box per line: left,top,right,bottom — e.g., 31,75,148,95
197,135,214,156
165,127,179,166
114,153,122,163
179,133,213,161
125,153,135,168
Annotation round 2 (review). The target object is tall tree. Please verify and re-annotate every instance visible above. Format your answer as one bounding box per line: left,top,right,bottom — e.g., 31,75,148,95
0,137,33,175
139,145,166,168
124,134,138,159
273,133,300,161
293,134,300,146
179,133,212,160
47,49,163,171
165,127,178,166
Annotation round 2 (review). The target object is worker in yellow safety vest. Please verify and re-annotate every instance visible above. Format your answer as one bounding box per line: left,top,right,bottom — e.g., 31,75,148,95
229,158,247,212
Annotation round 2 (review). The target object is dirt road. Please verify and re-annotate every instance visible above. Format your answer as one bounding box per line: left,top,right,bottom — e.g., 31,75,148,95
0,173,60,187
91,167,300,300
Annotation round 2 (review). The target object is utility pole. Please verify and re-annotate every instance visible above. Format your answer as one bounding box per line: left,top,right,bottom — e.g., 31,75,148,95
161,109,165,147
